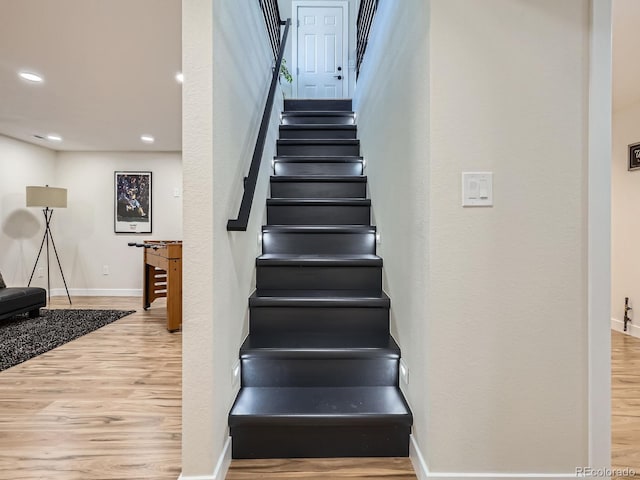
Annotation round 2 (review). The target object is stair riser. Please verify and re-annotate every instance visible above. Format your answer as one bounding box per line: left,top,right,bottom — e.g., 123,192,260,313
271,181,366,199
231,424,410,458
274,162,363,176
262,232,375,255
281,115,355,125
285,99,353,111
241,357,398,387
279,128,357,140
267,205,371,225
249,307,389,337
256,265,381,291
277,142,360,156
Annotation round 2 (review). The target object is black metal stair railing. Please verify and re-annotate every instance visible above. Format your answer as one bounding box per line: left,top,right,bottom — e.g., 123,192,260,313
356,0,379,78
259,0,283,60
227,2,291,231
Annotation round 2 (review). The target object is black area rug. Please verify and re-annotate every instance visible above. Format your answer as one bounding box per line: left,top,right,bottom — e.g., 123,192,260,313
0,309,134,372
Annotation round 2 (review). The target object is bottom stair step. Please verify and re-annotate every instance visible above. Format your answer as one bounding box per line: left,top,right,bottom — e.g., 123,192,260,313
229,386,412,458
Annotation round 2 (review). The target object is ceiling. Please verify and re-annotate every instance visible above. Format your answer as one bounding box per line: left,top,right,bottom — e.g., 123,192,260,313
0,0,181,152
0,0,635,151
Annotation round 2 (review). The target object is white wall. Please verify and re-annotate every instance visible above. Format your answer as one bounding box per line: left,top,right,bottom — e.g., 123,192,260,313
612,101,640,336
428,0,589,472
0,135,56,287
182,0,280,477
55,151,182,295
352,0,430,471
278,0,358,98
0,135,182,295
356,0,591,475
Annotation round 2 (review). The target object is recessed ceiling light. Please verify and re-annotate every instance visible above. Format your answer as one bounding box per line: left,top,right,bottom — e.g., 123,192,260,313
140,134,155,144
175,72,184,84
46,134,62,142
19,71,44,83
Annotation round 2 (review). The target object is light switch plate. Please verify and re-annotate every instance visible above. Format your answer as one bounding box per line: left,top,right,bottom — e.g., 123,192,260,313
462,172,493,207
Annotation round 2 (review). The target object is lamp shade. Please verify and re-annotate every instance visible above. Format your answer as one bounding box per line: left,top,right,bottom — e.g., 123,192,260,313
26,186,67,208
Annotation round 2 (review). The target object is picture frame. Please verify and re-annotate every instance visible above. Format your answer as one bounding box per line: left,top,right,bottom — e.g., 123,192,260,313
114,171,152,233
629,142,640,171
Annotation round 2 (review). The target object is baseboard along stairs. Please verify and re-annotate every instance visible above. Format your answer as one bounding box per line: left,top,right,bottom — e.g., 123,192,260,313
228,99,413,458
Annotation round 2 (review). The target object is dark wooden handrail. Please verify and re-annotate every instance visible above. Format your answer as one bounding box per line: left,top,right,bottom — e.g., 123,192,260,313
227,18,291,231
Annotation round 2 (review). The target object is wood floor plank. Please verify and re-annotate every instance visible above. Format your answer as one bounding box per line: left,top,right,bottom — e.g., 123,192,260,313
612,331,640,477
0,297,181,480
226,457,417,479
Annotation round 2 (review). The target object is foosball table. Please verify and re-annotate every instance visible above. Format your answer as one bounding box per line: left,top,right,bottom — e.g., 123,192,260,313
129,240,182,332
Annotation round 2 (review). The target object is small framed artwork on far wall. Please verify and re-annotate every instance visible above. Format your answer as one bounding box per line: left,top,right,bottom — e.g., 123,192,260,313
114,171,152,233
629,142,640,171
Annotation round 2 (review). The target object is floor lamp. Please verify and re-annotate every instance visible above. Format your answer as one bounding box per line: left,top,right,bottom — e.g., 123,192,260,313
26,186,72,305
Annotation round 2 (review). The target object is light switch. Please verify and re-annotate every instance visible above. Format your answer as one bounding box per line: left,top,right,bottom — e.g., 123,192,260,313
462,172,493,207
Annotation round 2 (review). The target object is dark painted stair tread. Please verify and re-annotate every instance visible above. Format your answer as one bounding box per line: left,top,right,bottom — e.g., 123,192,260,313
274,156,363,161
280,124,357,130
230,386,412,426
267,198,371,206
250,290,390,307
278,139,359,145
257,254,381,266
262,225,375,233
271,175,367,182
241,333,399,354
282,111,355,117
284,99,353,112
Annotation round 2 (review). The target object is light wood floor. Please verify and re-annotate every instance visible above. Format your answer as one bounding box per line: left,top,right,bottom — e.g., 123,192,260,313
2,298,639,479
227,458,416,479
0,296,181,480
612,330,640,477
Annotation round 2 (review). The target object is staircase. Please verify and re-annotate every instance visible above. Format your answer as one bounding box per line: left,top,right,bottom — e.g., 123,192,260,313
228,99,413,459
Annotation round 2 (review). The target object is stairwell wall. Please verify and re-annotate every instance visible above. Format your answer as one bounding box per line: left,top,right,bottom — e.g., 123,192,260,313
428,0,589,472
352,0,431,470
356,0,591,475
182,0,281,477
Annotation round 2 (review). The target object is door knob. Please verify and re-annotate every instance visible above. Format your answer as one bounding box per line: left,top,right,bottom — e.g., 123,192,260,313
337,66,342,71
334,75,343,80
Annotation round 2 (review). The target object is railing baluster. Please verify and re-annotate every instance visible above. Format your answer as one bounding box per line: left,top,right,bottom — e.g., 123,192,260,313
259,0,282,60
357,0,379,78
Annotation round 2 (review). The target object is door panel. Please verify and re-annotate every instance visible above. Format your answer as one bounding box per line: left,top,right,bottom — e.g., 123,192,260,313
295,5,345,99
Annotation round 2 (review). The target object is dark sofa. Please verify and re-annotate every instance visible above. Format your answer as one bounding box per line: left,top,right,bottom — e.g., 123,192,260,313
0,272,46,321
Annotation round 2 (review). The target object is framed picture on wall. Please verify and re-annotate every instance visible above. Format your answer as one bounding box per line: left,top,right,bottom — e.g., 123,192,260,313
629,142,640,171
114,171,152,233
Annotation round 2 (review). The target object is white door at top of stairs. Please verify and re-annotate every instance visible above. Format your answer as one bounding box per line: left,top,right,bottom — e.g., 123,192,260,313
292,1,349,99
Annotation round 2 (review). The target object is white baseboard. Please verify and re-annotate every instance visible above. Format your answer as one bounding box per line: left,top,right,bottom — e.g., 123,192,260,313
410,434,429,480
410,434,581,479
49,288,142,297
611,317,640,339
177,437,231,480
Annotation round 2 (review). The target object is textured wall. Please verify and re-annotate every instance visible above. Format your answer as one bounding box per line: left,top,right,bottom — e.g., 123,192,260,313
428,0,589,472
355,0,591,474
182,0,280,476
352,0,430,469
